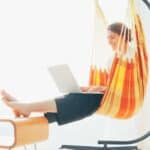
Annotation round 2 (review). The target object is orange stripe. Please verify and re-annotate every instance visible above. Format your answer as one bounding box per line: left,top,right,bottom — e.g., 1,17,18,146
115,62,129,118
125,62,136,118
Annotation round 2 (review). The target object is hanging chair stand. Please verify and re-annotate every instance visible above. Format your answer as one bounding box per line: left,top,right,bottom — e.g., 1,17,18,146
60,131,150,150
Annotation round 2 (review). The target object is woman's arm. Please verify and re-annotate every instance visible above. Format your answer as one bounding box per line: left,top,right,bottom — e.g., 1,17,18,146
80,86,106,93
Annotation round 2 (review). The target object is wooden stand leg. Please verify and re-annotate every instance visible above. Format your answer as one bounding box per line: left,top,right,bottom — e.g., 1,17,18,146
33,144,38,150
23,145,27,150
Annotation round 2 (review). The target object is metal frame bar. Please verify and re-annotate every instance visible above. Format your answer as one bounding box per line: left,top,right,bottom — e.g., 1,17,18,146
60,145,138,150
60,131,150,150
142,0,150,10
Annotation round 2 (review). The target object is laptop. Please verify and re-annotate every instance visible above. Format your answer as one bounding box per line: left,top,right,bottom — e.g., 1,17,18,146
48,64,82,93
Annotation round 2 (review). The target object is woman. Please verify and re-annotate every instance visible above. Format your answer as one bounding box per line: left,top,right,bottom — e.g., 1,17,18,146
0,22,131,125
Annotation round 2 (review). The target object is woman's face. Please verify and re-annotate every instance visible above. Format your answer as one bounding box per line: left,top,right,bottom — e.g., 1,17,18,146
107,30,120,51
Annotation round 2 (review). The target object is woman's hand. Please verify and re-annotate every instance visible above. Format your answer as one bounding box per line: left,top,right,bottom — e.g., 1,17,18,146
80,86,106,93
80,86,90,92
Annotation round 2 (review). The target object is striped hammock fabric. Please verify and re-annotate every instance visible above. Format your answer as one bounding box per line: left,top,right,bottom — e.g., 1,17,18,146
89,67,108,86
89,0,149,119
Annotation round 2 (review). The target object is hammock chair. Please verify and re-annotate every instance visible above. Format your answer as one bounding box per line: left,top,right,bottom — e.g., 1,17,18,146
61,0,150,149
89,0,149,119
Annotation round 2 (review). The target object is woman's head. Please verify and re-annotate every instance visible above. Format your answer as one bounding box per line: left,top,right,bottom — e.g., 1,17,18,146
107,22,131,50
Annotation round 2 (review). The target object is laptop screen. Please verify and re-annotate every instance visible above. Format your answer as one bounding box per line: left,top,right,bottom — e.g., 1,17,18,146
48,64,81,93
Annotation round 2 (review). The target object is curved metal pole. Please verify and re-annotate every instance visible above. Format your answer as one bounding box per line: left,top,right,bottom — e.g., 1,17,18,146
142,0,150,10
98,131,150,145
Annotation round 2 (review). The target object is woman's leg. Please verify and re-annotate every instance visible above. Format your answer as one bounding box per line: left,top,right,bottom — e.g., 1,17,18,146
1,90,103,125
0,90,58,117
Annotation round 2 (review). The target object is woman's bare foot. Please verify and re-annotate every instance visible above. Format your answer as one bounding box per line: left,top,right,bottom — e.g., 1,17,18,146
0,90,31,117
